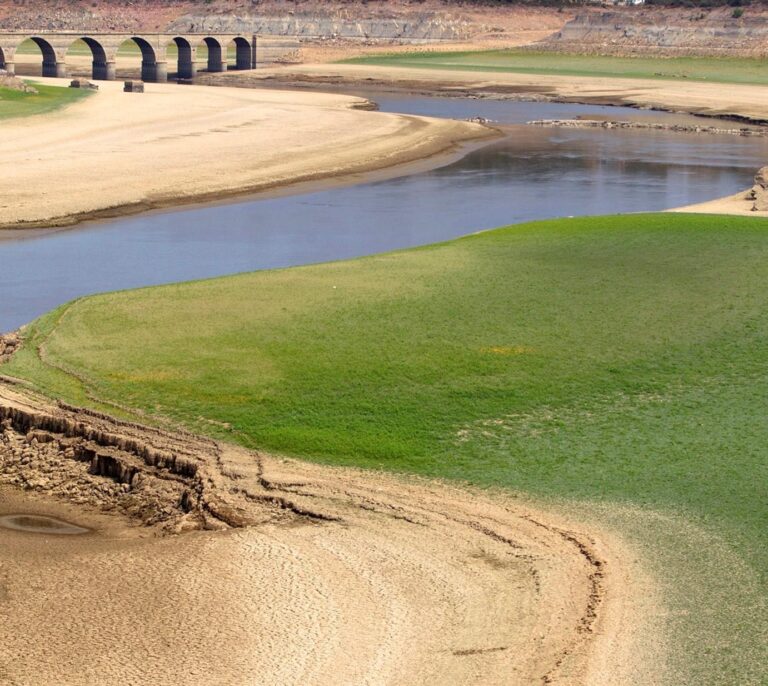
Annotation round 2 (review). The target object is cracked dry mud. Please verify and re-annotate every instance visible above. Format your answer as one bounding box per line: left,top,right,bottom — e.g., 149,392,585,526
0,380,659,685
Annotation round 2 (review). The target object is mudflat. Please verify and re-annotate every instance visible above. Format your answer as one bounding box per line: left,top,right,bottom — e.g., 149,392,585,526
0,77,489,230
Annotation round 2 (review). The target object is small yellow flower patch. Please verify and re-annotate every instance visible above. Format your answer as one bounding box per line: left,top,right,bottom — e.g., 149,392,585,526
480,346,535,356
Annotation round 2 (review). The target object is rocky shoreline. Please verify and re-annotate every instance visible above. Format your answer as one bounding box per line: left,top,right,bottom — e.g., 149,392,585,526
527,118,768,137
747,166,768,211
0,72,37,94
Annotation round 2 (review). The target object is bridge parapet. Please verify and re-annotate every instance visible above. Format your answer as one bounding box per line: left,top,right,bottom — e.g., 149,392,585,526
0,32,260,82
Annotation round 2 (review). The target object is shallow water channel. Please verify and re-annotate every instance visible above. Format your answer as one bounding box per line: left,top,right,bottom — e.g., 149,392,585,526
0,513,90,535
2,94,767,331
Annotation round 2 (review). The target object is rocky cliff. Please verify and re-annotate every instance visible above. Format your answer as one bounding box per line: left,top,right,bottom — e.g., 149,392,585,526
0,1,555,43
168,12,473,41
541,7,768,57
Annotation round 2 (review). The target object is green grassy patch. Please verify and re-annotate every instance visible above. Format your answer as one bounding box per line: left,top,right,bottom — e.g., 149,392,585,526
342,49,768,85
0,82,92,120
6,212,768,681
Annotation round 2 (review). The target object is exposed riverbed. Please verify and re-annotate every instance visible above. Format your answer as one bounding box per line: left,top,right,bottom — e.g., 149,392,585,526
2,95,766,330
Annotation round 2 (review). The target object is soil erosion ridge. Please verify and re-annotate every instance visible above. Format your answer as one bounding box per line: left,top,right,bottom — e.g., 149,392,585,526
0,380,659,684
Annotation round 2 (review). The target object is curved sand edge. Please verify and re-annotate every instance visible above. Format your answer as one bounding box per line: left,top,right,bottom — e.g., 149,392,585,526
667,189,765,216
0,77,494,231
0,381,664,684
224,62,768,123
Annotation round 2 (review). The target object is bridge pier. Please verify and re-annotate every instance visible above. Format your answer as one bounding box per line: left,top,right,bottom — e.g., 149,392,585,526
42,59,67,78
207,56,227,73
93,59,116,81
141,59,167,83
178,60,197,79
235,52,251,70
154,61,167,83
3,62,14,75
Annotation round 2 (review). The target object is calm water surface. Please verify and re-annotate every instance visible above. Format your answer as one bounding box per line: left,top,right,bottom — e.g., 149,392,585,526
2,96,767,330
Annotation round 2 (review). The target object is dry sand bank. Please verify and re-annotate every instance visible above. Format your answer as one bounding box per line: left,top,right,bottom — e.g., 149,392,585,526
669,166,768,216
669,191,758,216
0,77,490,230
0,381,663,685
235,63,768,123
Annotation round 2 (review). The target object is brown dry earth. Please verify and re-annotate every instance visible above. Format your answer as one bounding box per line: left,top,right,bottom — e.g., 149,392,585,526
0,380,663,685
0,77,490,230
0,1,570,39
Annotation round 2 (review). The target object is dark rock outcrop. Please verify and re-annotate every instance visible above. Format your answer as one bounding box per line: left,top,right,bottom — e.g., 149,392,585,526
748,166,768,212
0,73,37,93
0,333,20,363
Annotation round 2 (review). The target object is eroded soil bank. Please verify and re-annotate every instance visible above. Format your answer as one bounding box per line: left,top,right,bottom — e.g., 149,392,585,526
0,379,663,684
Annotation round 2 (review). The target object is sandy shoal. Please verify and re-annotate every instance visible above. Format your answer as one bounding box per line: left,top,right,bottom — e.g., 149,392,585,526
0,382,664,685
243,62,768,122
0,77,490,229
668,190,761,216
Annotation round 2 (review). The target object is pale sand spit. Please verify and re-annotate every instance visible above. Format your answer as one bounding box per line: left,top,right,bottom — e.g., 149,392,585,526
0,77,490,229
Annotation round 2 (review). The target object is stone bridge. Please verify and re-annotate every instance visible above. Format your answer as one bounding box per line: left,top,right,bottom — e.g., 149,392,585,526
0,32,263,82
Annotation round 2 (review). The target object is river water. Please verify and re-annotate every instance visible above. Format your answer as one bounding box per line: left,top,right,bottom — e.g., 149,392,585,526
2,95,766,331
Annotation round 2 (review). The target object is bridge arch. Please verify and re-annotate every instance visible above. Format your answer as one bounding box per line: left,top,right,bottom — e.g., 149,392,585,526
118,37,165,83
201,37,225,73
27,36,63,77
231,36,252,70
69,36,113,81
168,36,195,79
0,46,5,71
